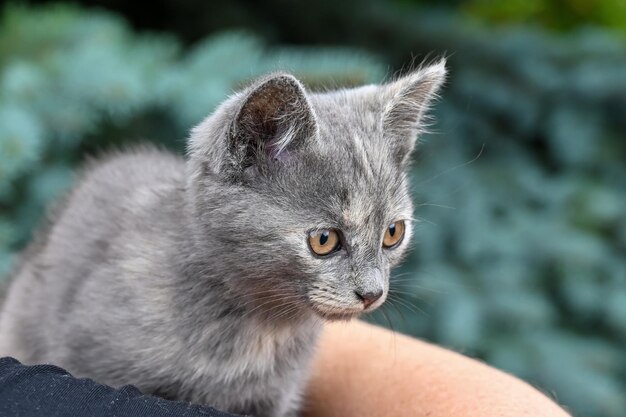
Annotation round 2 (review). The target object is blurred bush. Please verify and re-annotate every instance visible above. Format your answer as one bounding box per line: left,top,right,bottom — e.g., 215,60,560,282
398,0,626,32
463,0,626,32
1,4,626,417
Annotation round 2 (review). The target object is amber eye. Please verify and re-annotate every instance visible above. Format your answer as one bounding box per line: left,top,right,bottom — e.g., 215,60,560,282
383,220,405,248
308,229,341,256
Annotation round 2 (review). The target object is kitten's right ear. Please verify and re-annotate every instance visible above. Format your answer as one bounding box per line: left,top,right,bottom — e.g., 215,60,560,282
226,73,317,180
189,73,317,183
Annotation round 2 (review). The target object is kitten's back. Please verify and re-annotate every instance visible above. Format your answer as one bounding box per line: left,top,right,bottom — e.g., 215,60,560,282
0,146,185,363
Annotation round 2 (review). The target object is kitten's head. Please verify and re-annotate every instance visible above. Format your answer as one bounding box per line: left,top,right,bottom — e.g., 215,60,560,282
188,61,445,321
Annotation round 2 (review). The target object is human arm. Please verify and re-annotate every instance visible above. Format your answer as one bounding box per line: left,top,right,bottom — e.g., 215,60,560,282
304,320,572,417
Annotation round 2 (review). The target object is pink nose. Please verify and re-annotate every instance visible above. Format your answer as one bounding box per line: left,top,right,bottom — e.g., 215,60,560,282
355,290,383,309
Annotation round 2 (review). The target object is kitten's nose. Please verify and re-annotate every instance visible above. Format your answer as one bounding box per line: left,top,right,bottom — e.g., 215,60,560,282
355,290,383,309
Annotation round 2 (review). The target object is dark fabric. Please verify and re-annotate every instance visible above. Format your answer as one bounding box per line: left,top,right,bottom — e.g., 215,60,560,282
0,357,242,417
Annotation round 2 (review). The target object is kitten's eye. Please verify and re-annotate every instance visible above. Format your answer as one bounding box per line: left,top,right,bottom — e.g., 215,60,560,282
308,229,340,256
383,220,405,248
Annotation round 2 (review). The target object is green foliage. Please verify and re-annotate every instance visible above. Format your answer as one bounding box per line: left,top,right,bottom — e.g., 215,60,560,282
392,0,626,32
463,0,626,32
2,4,626,417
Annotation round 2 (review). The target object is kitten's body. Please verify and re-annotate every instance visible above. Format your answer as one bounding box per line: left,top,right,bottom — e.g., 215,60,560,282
0,64,445,417
0,150,317,415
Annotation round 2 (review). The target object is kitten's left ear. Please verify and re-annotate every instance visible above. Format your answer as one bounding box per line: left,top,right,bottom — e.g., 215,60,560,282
382,59,447,165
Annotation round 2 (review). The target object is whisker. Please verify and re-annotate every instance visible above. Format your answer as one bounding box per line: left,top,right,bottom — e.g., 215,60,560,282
414,202,456,210
387,293,427,317
412,143,485,188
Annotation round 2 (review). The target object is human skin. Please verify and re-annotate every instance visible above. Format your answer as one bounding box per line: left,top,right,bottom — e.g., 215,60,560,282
304,320,572,417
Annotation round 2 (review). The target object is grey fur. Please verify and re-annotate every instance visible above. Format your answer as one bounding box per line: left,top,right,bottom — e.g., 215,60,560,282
0,61,446,417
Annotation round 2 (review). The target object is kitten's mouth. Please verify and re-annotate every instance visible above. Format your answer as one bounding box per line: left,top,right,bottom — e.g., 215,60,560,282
309,303,368,321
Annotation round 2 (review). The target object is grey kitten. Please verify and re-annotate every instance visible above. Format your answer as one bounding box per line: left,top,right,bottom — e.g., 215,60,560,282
0,61,445,417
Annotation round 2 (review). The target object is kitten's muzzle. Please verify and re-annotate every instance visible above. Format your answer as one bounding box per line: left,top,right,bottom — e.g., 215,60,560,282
352,268,386,311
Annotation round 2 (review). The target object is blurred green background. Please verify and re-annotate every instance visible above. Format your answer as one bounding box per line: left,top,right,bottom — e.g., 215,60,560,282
1,1,625,416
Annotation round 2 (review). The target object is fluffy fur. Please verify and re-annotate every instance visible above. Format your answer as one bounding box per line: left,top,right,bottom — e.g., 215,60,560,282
0,61,446,417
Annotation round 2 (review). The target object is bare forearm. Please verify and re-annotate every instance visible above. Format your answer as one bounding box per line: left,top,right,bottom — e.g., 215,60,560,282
304,320,571,417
